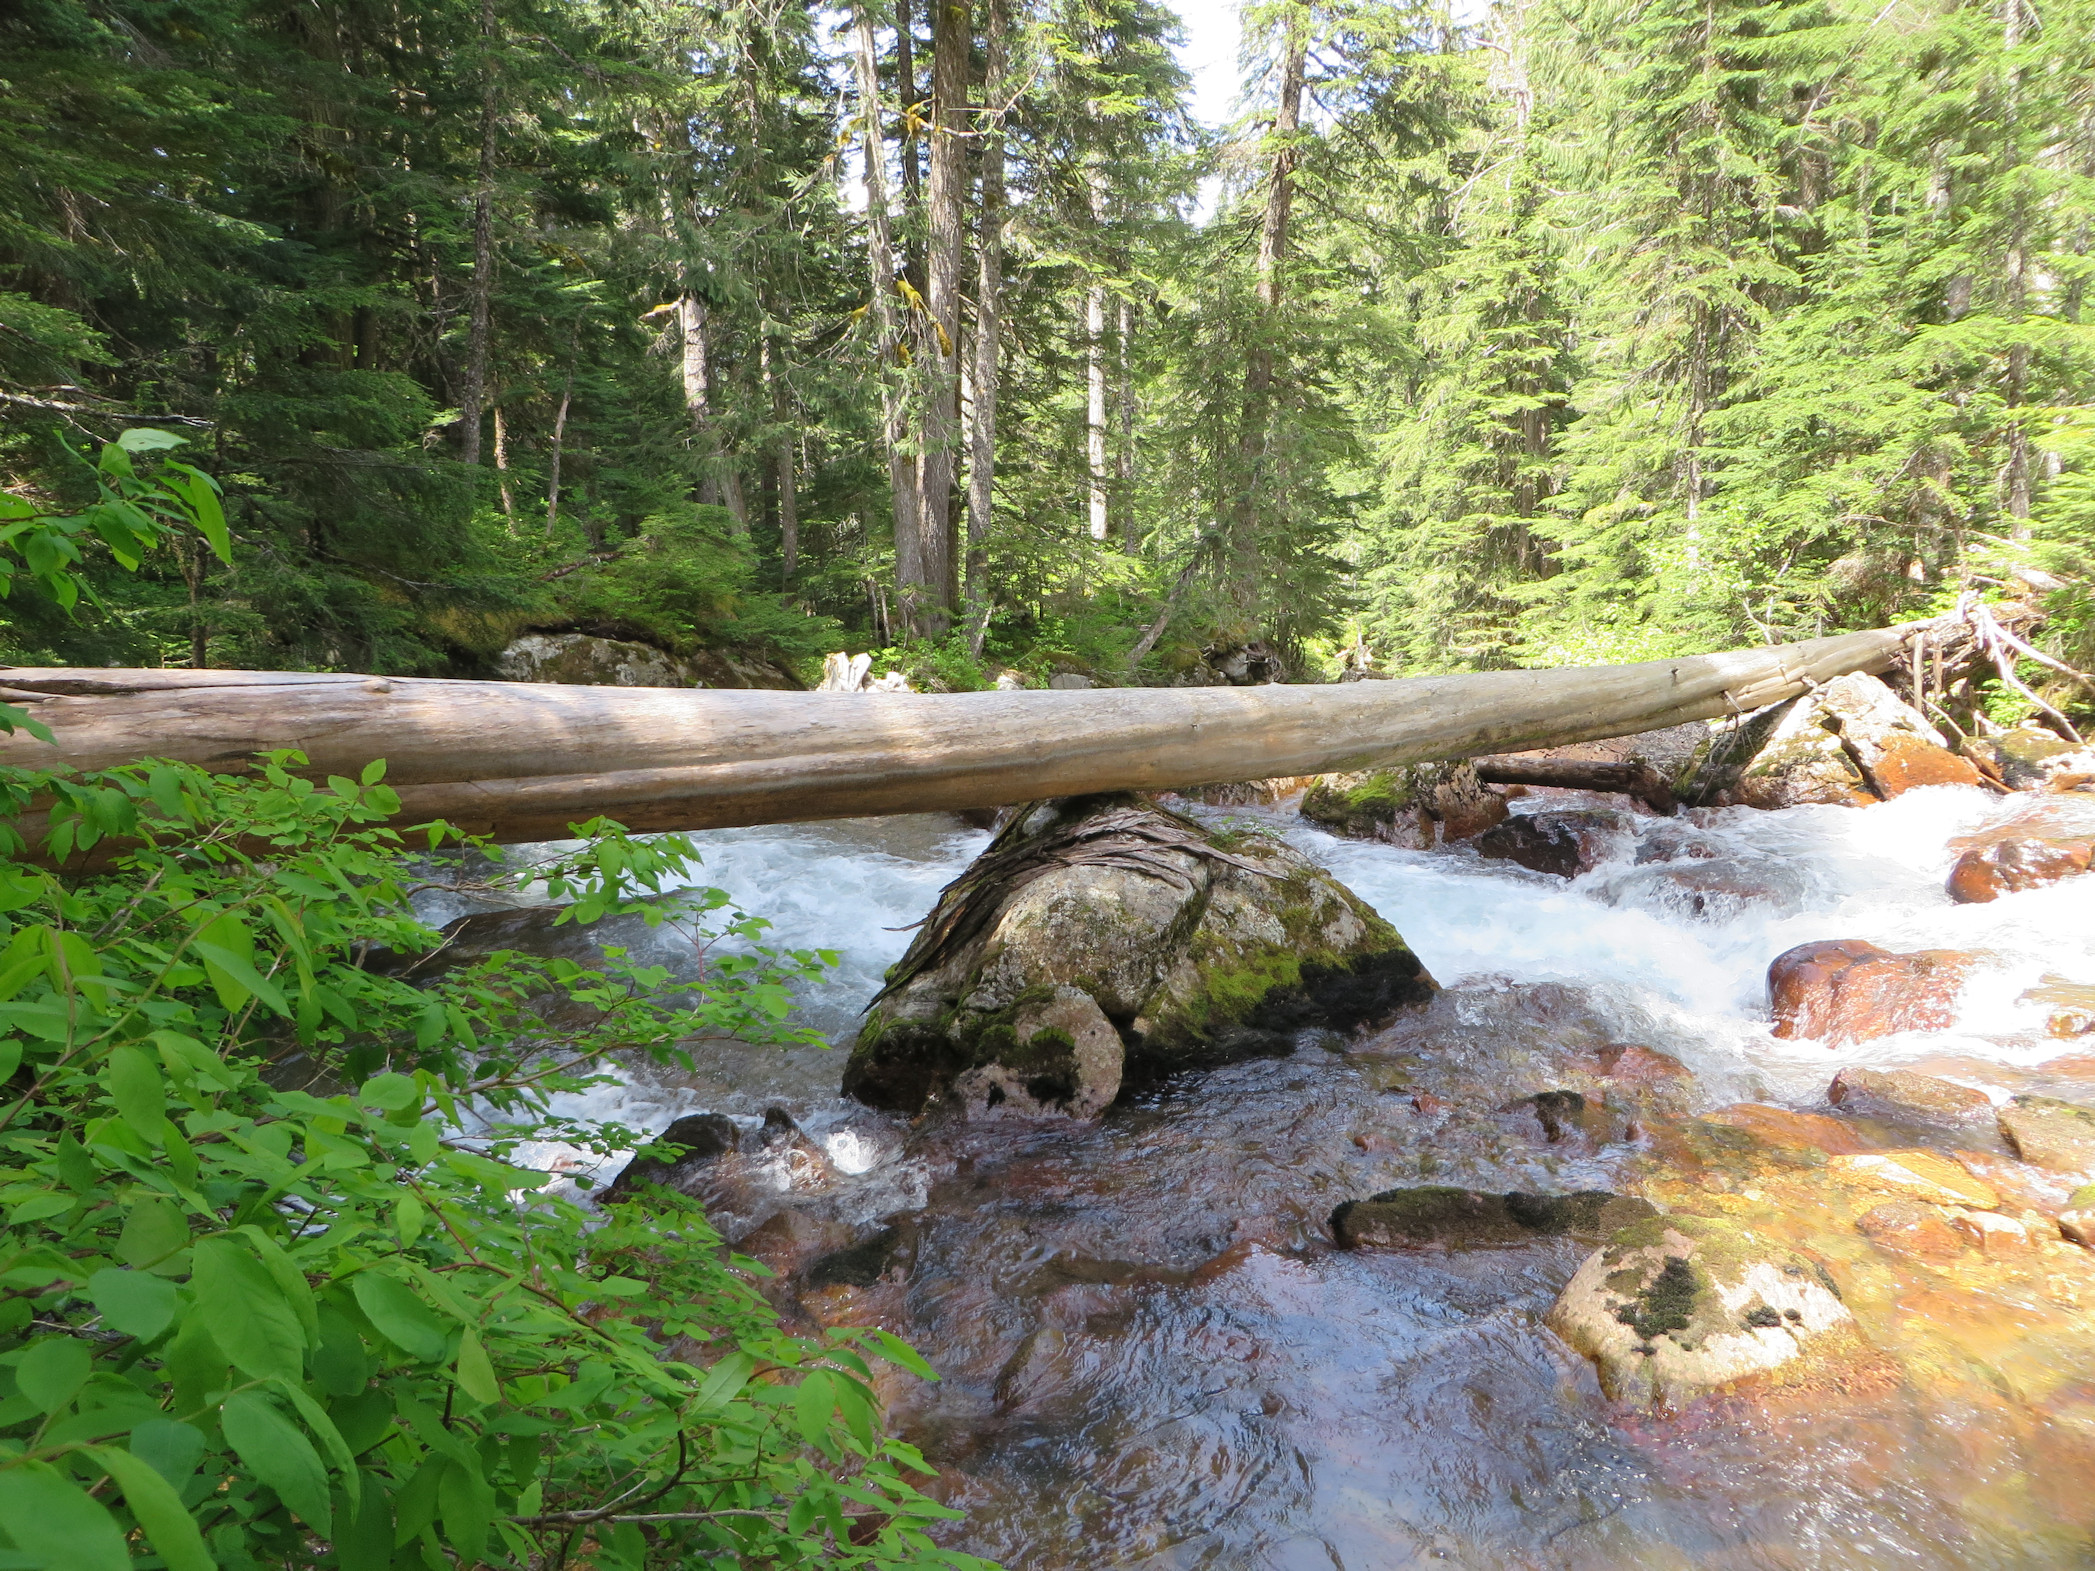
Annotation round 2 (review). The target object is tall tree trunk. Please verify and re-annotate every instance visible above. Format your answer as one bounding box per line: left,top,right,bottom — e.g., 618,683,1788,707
455,0,499,466
1087,272,1109,542
762,328,800,579
1999,0,2033,536
966,0,1009,655
492,402,515,519
916,0,970,633
677,292,747,533
1231,6,1307,579
1117,295,1134,533
897,0,922,214
855,6,923,606
544,366,573,536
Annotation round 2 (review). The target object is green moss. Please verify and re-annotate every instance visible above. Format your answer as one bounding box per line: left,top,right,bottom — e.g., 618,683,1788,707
1612,1254,1701,1342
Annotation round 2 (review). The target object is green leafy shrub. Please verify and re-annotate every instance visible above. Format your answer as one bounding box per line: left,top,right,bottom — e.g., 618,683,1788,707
555,509,844,664
0,756,990,1571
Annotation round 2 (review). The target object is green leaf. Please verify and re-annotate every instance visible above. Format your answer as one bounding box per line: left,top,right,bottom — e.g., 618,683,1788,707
358,1072,418,1112
116,428,189,454
337,1469,395,1571
190,935,290,1018
17,1335,92,1412
91,1444,217,1571
235,1225,318,1341
794,1369,836,1448
270,1378,361,1506
691,1350,752,1412
104,1045,169,1145
89,1267,179,1340
350,1271,448,1363
128,1417,206,1489
0,1460,131,1571
221,1390,332,1534
116,1196,190,1269
190,1235,307,1382
436,1458,495,1563
453,1326,499,1407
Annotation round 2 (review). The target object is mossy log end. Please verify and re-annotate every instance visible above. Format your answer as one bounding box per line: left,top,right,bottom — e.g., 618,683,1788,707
0,627,1913,845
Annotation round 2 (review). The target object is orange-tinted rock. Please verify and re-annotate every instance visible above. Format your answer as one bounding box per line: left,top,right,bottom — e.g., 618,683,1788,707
2060,1209,2095,1248
1705,1102,1879,1156
1946,837,2092,903
1815,674,1985,797
1856,1200,1966,1259
1828,1066,1994,1126
1595,1042,1694,1088
1827,1150,2002,1208
1961,725,2095,793
1996,1095,2095,1172
2020,979,2095,1039
1948,1209,2033,1255
1768,939,1975,1044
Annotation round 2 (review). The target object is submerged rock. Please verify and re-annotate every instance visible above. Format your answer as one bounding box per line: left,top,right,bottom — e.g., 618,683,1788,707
1996,1095,2095,1173
1331,1186,1654,1250
1547,1215,1857,1408
1767,938,1976,1044
1828,1066,1994,1128
1946,836,2092,903
842,795,1437,1117
1299,761,1506,847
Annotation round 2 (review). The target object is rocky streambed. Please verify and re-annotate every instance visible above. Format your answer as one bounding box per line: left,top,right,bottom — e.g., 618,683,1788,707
468,687,2095,1569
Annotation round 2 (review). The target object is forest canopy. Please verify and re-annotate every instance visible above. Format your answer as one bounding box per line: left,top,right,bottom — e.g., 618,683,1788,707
1,0,2091,709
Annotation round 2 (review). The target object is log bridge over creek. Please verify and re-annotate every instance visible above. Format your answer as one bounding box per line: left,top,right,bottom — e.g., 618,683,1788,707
0,626,1919,847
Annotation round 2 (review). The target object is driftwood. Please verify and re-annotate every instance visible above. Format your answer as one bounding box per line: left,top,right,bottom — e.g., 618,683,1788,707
0,626,1915,847
1470,756,1676,814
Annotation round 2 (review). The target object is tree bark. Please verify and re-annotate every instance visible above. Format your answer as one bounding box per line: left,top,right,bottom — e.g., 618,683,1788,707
916,0,969,633
677,292,747,534
1231,7,1306,576
854,5,924,605
544,327,576,536
965,0,1009,653
492,403,515,518
455,0,499,466
763,330,800,579
1,628,1916,852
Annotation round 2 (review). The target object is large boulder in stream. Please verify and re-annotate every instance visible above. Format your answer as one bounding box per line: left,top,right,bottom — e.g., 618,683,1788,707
842,795,1437,1118
1767,939,1977,1044
1299,761,1507,847
1683,672,1981,808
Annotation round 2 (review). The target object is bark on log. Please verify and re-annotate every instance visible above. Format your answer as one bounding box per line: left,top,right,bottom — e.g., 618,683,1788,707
0,627,1913,847
1471,756,1676,814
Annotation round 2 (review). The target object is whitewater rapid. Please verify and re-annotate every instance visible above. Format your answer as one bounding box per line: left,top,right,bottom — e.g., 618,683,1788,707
505,783,2095,1180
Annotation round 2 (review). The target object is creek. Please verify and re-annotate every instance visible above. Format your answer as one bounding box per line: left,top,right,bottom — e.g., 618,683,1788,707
511,785,2095,1569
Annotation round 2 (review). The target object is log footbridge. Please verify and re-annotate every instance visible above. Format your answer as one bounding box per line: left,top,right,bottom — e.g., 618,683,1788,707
0,627,1915,845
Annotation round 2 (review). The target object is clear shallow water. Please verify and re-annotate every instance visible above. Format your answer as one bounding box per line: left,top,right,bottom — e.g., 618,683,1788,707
504,787,2095,1570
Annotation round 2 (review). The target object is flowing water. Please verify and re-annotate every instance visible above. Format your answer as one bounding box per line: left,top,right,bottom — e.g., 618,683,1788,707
512,786,2095,1569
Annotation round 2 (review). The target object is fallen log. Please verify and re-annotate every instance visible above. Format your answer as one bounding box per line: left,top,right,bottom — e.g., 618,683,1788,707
1471,756,1676,814
0,626,1915,847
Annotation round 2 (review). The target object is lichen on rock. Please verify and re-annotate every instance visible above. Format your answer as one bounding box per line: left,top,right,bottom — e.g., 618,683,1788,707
841,794,1437,1118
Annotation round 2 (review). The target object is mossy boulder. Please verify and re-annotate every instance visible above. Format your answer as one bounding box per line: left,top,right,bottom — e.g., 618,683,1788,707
1300,761,1506,847
1331,1186,1655,1250
841,795,1438,1118
1547,1214,1859,1408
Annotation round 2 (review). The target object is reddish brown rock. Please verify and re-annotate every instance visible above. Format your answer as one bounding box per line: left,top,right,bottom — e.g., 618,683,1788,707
2024,980,2095,1039
1768,939,1975,1045
1856,1200,1966,1260
1946,836,2092,903
1828,1066,1994,1126
1718,674,1980,809
1814,674,1986,798
1594,1042,1693,1087
1704,1102,1878,1156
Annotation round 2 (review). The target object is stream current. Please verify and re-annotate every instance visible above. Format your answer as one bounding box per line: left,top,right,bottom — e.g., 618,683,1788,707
509,785,2095,1569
